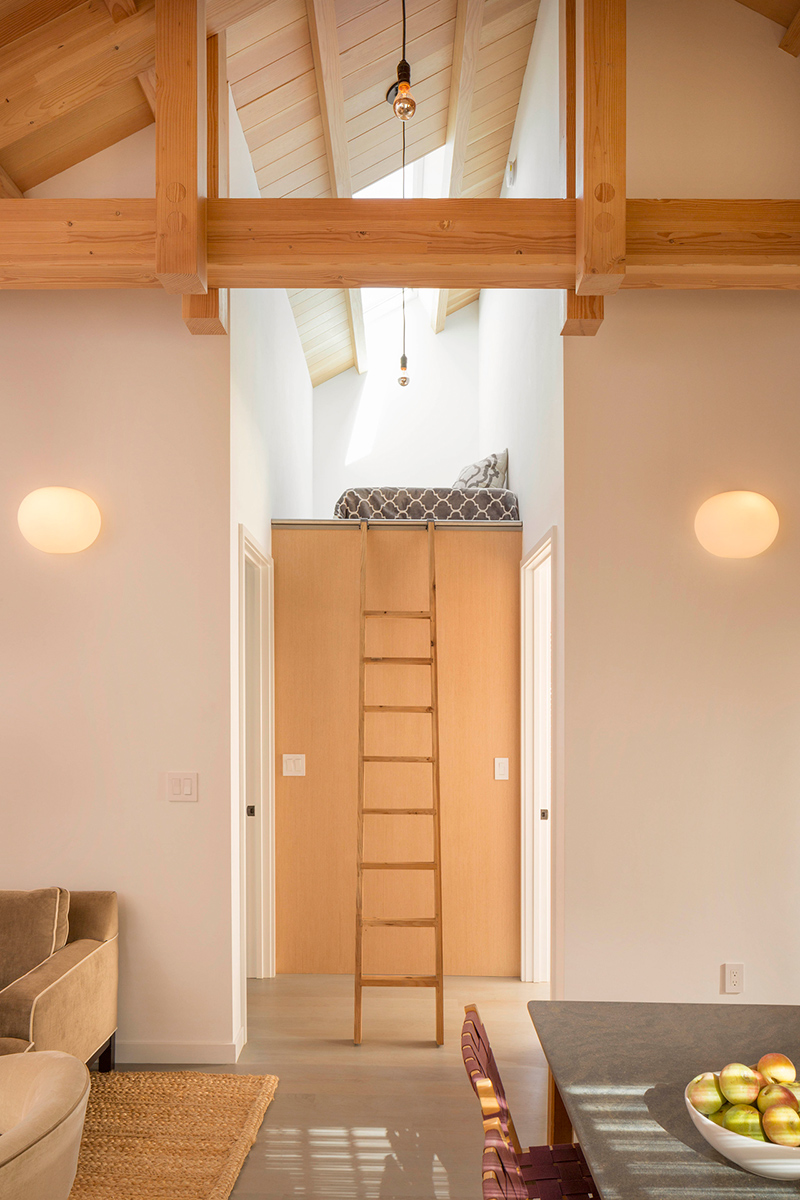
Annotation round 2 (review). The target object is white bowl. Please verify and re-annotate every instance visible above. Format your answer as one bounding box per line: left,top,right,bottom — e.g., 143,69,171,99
684,1077,800,1181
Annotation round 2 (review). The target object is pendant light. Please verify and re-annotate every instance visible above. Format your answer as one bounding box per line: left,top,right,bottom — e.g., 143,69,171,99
385,0,416,121
386,0,416,386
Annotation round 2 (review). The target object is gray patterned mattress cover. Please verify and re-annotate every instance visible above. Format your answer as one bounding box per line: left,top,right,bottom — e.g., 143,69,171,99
334,486,520,521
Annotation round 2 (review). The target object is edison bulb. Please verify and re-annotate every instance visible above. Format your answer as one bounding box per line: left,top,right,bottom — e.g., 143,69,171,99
398,355,410,386
393,80,416,120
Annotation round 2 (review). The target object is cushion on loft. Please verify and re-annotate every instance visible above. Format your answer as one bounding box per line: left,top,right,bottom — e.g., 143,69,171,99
453,449,508,490
0,888,70,991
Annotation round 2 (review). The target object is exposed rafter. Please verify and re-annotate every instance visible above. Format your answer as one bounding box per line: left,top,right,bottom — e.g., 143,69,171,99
431,0,484,333
0,0,269,156
779,5,800,52
103,0,138,22
0,163,22,198
306,0,367,375
138,67,157,115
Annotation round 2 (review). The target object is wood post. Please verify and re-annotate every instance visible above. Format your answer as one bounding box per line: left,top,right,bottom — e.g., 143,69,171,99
561,290,603,336
575,0,625,296
183,32,228,333
155,0,207,294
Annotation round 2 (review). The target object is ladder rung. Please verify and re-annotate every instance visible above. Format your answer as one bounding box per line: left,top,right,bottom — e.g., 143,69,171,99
363,657,433,664
364,705,433,713
364,610,431,619
362,755,433,763
360,975,439,987
361,861,436,870
362,808,435,815
361,917,437,927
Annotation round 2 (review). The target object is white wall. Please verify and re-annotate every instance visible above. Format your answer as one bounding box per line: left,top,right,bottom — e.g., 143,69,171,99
561,0,800,1003
312,297,480,517
3,101,313,1060
478,0,565,558
477,0,567,990
227,94,312,1034
0,278,235,1064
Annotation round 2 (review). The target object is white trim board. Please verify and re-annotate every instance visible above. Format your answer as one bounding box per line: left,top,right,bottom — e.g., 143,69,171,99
238,526,276,984
520,530,555,986
117,1039,243,1064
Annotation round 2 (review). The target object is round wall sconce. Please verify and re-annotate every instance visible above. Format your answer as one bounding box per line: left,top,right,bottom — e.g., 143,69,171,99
694,490,779,559
18,487,102,554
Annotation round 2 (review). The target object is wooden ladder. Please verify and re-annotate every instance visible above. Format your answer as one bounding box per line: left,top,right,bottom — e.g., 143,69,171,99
354,520,444,1045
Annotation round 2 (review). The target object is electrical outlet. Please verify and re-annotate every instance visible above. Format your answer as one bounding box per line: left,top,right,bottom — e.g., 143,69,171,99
724,963,744,994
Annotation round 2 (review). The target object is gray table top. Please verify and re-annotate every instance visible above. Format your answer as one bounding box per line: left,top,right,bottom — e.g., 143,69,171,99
528,1000,800,1200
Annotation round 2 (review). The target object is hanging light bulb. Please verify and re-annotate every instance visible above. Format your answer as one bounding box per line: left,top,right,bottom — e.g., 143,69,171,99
398,353,410,386
385,0,416,121
392,69,416,121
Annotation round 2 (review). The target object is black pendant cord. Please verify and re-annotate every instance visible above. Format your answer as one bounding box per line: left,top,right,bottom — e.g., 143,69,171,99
402,0,407,61
401,118,406,361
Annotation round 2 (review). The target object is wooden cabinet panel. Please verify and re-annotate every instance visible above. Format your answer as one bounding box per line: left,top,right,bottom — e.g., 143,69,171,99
273,523,521,976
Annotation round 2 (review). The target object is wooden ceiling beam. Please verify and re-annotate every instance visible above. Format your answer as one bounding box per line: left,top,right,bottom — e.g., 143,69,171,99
137,66,157,114
0,161,22,196
2,197,800,290
103,0,138,22
575,0,625,296
431,0,484,333
0,0,272,153
306,0,367,375
184,32,229,333
779,5,800,53
0,0,84,49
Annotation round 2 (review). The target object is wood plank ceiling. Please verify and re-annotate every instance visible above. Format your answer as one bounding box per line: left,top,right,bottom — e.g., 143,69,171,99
227,0,540,383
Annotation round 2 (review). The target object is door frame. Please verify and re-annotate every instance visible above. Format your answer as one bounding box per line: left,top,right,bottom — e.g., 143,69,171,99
238,525,276,982
520,529,556,984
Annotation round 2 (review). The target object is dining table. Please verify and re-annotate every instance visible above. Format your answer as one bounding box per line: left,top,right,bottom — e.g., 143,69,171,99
528,999,800,1199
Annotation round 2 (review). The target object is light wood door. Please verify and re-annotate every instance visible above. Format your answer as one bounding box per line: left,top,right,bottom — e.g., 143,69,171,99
273,523,521,976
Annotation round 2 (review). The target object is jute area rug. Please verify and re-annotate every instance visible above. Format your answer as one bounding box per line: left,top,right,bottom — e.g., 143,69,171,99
69,1070,279,1200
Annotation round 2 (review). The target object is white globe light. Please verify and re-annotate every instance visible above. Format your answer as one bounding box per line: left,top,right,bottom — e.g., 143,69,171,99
694,491,779,559
18,487,102,554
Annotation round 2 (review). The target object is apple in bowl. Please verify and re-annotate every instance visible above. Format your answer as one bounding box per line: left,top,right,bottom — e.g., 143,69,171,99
685,1055,800,1180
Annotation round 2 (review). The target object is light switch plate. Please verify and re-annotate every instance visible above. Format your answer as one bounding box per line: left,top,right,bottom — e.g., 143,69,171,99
283,754,306,777
167,771,198,802
494,757,509,781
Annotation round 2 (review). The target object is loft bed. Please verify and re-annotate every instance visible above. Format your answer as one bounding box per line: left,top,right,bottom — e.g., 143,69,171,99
334,451,520,522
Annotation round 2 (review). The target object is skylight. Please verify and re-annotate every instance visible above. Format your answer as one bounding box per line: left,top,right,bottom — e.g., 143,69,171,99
353,145,447,323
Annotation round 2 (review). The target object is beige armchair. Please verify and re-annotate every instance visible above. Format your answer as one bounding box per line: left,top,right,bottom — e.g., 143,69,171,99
0,888,118,1069
0,1050,90,1200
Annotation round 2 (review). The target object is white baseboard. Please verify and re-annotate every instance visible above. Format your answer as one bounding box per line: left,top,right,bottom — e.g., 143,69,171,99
233,1024,246,1060
117,1039,243,1065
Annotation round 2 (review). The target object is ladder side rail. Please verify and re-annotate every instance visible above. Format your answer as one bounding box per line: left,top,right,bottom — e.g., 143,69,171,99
354,520,368,1045
428,521,445,1045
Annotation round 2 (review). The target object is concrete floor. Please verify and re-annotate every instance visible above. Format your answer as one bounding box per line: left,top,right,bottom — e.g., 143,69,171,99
228,974,550,1199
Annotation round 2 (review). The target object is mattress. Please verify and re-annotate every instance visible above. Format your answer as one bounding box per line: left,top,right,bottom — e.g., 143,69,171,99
334,486,520,521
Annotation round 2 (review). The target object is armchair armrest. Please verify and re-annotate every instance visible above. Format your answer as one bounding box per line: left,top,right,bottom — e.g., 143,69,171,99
0,937,118,1063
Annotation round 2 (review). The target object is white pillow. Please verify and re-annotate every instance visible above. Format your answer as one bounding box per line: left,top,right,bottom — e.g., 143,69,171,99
452,449,508,490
